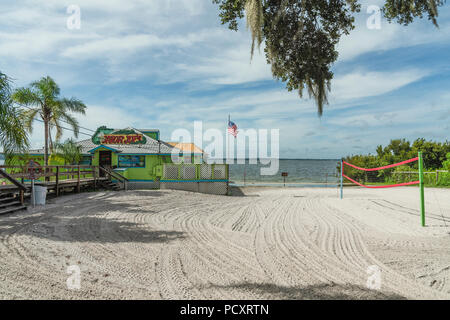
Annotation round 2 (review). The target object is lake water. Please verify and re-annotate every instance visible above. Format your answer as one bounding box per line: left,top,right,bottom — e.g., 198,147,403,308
228,159,340,187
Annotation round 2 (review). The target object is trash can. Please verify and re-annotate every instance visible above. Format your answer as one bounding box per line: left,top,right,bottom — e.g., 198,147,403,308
34,185,47,205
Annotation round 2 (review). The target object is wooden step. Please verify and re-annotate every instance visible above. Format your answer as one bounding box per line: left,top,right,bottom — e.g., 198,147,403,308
97,181,122,191
0,205,27,215
102,182,119,187
0,201,21,209
0,196,17,203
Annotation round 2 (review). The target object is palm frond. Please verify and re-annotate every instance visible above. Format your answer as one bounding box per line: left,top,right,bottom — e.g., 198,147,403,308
0,72,29,156
53,119,64,142
31,76,60,103
52,138,82,165
20,108,40,133
12,87,42,106
60,97,87,114
61,113,80,138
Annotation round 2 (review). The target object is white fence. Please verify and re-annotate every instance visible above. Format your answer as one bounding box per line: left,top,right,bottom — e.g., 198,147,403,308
161,163,229,195
162,164,228,181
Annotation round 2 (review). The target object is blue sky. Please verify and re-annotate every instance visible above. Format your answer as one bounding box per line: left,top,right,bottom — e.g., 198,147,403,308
0,0,449,159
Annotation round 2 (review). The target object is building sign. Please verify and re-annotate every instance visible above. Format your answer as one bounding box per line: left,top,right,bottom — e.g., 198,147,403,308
102,134,144,145
92,127,147,145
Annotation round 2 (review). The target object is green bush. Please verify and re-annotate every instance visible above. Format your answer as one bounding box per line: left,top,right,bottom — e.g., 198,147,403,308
436,171,450,187
442,152,450,170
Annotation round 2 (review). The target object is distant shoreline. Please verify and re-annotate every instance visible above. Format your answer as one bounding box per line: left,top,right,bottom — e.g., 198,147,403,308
230,182,339,188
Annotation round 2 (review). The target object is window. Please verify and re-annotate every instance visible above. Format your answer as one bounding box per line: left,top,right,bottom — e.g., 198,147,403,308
183,154,192,164
118,155,145,168
80,156,92,165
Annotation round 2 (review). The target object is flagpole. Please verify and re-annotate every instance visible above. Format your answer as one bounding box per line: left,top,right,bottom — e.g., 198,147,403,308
227,114,230,163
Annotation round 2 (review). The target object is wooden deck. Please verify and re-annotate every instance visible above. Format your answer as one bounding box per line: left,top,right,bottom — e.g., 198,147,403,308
0,177,109,193
0,165,128,214
1,165,128,198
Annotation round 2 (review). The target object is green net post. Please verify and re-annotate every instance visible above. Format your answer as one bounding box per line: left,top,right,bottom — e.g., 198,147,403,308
418,151,426,227
340,159,343,199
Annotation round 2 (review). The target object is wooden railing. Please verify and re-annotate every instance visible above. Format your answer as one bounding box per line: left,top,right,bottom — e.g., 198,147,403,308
0,165,96,180
0,169,26,204
0,165,100,196
0,164,131,194
99,166,129,190
53,165,99,196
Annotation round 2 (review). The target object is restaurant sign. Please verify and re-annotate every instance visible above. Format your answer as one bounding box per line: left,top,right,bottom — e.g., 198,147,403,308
102,134,144,145
92,127,147,145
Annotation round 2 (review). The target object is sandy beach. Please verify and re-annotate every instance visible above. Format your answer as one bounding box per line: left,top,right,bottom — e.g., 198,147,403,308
0,186,449,300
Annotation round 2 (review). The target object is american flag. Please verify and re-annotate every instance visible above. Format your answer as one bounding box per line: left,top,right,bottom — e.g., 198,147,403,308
228,120,238,137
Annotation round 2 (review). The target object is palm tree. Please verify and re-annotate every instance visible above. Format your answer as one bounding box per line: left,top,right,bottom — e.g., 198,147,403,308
0,72,29,157
12,76,86,166
52,139,82,165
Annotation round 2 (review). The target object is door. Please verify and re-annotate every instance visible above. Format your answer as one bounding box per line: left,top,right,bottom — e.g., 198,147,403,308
99,151,112,177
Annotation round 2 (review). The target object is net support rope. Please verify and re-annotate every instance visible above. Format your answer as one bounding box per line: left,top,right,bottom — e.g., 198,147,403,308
342,157,420,188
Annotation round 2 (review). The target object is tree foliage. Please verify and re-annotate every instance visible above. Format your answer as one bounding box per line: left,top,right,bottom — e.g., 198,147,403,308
212,0,445,115
442,152,450,171
383,0,445,26
52,138,82,165
347,138,450,169
0,72,29,156
12,76,86,166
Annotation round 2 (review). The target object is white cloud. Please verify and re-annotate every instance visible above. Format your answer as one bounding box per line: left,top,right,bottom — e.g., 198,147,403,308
337,2,450,61
331,69,428,100
177,44,272,85
63,34,180,59
62,28,227,61
74,105,150,131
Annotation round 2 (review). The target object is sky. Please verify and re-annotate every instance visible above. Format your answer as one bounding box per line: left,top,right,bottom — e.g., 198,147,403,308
0,0,449,159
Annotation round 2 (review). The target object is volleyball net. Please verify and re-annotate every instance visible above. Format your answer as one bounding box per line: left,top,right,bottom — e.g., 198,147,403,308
342,156,420,189
340,152,426,226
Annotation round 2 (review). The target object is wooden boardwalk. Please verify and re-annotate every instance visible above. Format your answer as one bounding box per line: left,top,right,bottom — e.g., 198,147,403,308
1,164,128,198
0,165,128,215
0,177,109,199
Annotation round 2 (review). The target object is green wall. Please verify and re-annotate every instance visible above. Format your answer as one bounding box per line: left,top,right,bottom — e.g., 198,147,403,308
98,152,173,182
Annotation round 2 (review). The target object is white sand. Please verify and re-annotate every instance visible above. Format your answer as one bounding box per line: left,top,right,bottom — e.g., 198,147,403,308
0,186,449,300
